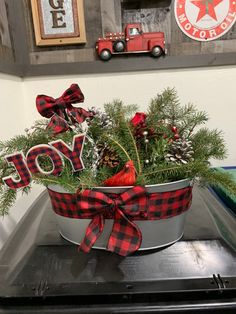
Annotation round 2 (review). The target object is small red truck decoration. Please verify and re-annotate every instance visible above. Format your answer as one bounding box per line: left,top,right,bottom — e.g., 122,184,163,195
96,23,166,61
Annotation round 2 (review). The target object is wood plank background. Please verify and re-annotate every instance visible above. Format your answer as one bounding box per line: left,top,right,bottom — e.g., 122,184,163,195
1,0,236,76
0,0,14,65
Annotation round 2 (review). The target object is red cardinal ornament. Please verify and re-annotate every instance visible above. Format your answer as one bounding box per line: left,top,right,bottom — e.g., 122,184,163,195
103,160,137,186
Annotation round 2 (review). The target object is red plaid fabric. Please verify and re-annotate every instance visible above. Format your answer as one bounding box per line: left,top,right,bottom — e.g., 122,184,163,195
36,84,84,118
36,84,92,134
77,186,147,255
51,134,85,171
68,107,92,124
47,115,69,134
148,188,192,220
48,185,192,256
3,153,31,189
26,145,63,176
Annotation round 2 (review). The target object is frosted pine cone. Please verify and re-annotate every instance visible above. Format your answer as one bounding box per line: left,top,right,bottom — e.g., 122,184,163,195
89,107,112,128
165,139,194,164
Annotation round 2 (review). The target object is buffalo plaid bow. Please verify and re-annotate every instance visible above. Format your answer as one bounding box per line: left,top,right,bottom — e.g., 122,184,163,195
36,84,92,134
77,186,148,256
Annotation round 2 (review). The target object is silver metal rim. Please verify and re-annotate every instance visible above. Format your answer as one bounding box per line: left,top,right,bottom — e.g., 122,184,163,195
100,49,111,60
114,41,125,52
48,178,192,194
152,46,162,57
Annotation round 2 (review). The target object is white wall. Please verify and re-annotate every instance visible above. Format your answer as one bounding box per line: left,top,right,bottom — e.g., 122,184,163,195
0,73,43,250
0,65,236,249
23,66,236,166
0,73,25,139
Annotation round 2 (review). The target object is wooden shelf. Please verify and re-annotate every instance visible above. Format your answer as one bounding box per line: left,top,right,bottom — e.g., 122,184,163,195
1,0,236,77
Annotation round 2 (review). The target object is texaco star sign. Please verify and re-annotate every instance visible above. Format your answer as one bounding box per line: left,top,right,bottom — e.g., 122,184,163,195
174,0,236,41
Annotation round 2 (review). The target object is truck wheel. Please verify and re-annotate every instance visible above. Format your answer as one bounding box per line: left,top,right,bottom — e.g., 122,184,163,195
151,46,163,58
100,49,112,61
113,40,125,52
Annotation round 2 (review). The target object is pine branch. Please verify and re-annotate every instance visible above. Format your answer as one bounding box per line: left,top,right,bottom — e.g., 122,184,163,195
77,167,115,190
191,128,227,160
104,134,131,162
178,104,208,136
142,160,210,184
103,113,142,175
33,175,78,193
147,88,181,125
0,187,17,216
115,115,142,173
126,123,142,174
32,160,81,192
199,168,236,196
104,99,138,121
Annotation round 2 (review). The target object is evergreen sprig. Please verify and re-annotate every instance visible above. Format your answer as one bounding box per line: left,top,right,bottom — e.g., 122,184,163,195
0,187,17,216
104,99,138,121
199,167,236,196
100,100,142,174
191,128,227,160
0,88,236,215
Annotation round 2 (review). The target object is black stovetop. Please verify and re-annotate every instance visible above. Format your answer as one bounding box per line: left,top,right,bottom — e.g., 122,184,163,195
0,186,236,313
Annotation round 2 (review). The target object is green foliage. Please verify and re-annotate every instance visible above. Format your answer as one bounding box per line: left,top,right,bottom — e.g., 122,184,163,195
191,128,227,160
104,99,138,121
147,87,180,125
0,88,236,216
93,100,142,174
78,166,114,190
104,115,141,174
147,88,208,136
199,167,236,196
0,187,17,216
148,137,170,165
178,104,208,137
103,134,131,164
33,159,81,193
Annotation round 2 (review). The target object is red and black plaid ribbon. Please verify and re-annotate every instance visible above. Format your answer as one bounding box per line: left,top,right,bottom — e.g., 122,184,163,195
77,186,148,256
48,185,192,256
36,84,92,134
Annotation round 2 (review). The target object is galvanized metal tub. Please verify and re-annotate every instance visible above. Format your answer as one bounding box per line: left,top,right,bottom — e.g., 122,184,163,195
49,179,192,251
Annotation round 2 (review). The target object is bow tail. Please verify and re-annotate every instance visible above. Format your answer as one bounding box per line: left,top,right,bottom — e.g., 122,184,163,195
108,210,142,256
47,114,70,134
67,107,92,124
79,214,104,253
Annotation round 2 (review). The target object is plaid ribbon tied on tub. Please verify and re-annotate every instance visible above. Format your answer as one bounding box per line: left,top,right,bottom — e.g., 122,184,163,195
48,185,192,256
36,84,92,134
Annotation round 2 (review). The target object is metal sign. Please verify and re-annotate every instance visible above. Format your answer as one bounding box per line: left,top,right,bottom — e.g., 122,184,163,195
174,0,236,41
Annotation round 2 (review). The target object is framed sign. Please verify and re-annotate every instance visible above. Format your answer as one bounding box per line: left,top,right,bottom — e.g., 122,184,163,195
31,0,86,46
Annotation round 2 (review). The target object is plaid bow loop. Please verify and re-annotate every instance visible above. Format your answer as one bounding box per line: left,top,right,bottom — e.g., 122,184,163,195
77,186,148,256
36,84,92,134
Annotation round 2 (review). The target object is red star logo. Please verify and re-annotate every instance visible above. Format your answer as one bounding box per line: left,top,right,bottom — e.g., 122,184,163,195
191,0,223,22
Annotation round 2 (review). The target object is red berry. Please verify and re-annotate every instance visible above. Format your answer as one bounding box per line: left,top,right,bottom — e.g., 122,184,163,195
174,133,180,140
171,126,178,133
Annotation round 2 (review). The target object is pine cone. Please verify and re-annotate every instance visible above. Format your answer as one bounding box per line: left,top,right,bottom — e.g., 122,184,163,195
97,144,119,168
165,139,194,164
88,107,112,128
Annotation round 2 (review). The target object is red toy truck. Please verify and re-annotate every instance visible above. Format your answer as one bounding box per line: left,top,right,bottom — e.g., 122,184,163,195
96,23,166,61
